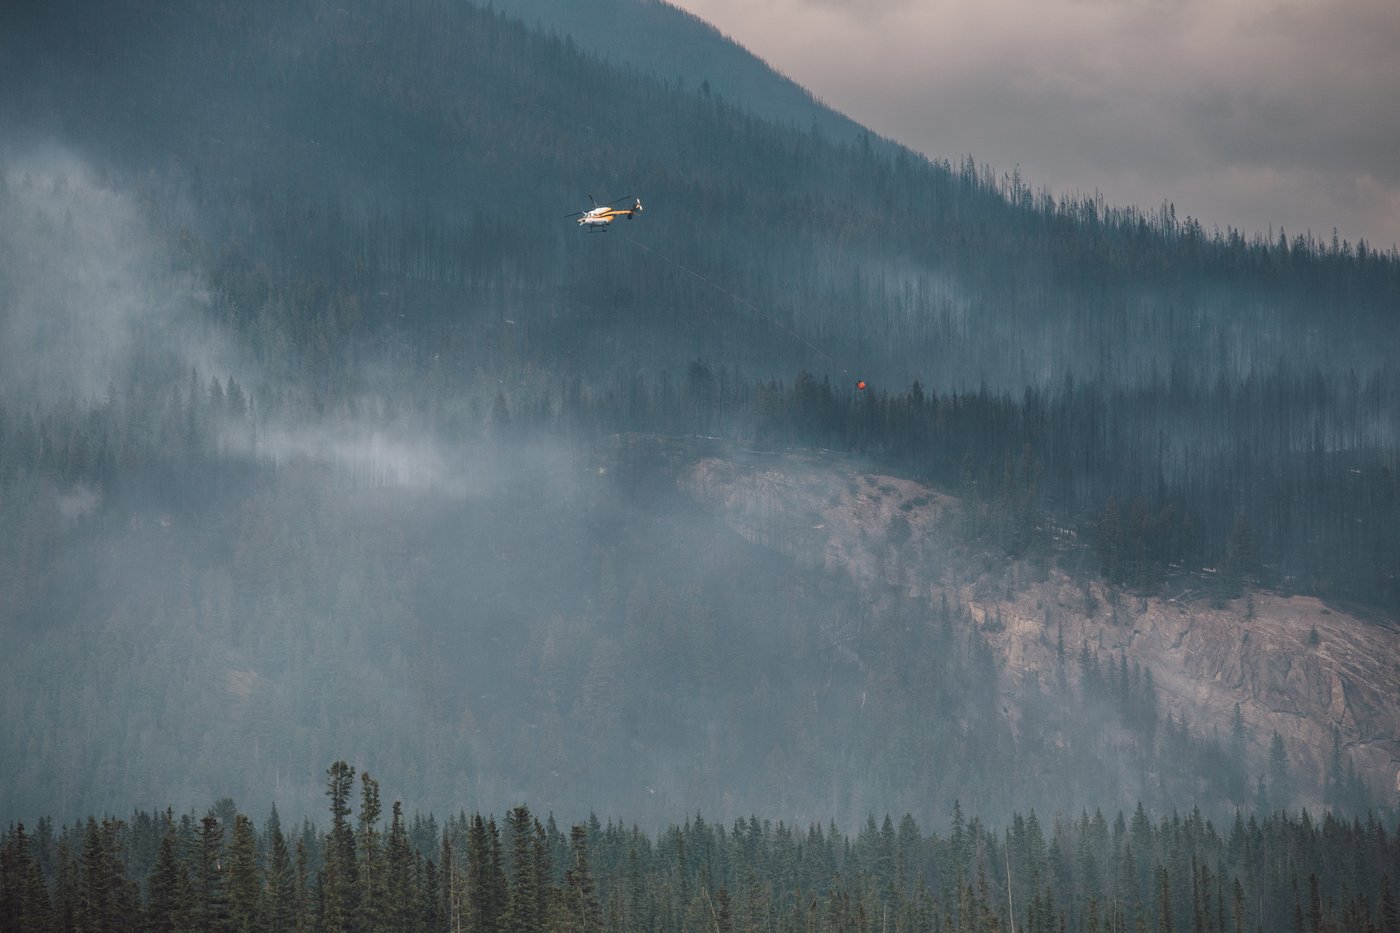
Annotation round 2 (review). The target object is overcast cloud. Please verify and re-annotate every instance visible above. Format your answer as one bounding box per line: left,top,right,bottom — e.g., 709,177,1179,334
666,0,1400,249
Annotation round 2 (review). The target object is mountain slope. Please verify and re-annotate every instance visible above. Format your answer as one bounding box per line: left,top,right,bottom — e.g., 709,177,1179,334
493,0,879,146
1,0,1399,826
5,0,1396,394
682,444,1400,811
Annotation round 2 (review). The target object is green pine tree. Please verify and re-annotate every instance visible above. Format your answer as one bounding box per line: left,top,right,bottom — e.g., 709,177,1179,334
357,773,386,933
263,808,297,933
418,851,443,933
77,818,138,933
52,840,80,933
293,837,314,933
192,815,228,933
502,806,540,933
385,801,415,933
147,816,192,933
1379,876,1398,933
1,822,53,933
464,815,506,933
557,825,601,933
320,761,358,933
442,828,461,933
227,814,261,933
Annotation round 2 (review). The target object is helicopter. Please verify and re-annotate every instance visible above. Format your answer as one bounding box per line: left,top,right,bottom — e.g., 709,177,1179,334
568,194,643,231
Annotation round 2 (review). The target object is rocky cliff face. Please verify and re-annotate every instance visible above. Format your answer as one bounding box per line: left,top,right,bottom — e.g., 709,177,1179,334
677,442,1400,808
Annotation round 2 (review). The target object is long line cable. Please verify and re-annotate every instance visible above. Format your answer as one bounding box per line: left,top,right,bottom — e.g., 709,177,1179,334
621,231,865,390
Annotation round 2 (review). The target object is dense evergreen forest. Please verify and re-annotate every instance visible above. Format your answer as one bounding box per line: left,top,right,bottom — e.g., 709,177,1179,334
3,0,1396,609
3,765,1399,933
1,0,1398,843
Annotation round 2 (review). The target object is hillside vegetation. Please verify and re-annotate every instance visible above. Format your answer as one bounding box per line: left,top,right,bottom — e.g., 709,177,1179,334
1,0,1398,826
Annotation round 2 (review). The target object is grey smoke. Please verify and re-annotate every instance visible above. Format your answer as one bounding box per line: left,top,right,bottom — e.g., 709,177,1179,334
0,149,244,404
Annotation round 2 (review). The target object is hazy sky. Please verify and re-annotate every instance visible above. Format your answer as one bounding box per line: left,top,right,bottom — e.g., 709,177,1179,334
666,0,1400,250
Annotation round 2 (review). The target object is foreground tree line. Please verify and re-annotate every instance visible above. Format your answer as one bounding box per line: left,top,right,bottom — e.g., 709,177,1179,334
3,762,1398,933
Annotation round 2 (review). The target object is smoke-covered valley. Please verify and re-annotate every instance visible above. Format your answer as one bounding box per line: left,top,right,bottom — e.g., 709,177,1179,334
2,0,1399,847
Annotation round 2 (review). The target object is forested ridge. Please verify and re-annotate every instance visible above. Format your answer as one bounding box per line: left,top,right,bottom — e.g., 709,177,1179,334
3,0,1396,608
1,0,1398,847
3,764,1400,933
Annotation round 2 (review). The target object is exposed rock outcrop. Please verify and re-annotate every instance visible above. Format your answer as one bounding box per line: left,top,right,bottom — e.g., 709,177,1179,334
679,444,1400,807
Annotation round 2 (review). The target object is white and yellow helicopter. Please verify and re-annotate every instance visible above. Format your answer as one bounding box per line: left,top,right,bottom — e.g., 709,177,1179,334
569,194,643,231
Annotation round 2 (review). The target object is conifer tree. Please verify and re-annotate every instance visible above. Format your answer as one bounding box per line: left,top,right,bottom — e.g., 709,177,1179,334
76,818,109,933
503,806,540,933
419,853,444,933
293,838,314,933
357,772,386,933
21,832,51,933
192,815,228,933
0,828,21,933
484,819,507,933
950,800,968,881
263,808,298,933
77,817,138,933
442,829,462,933
464,814,506,933
227,814,261,933
385,802,415,933
532,818,554,925
320,761,358,932
1379,876,1398,933
147,817,192,933
1156,867,1172,933
0,822,52,933
558,824,602,933
52,840,79,933
1307,873,1323,933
